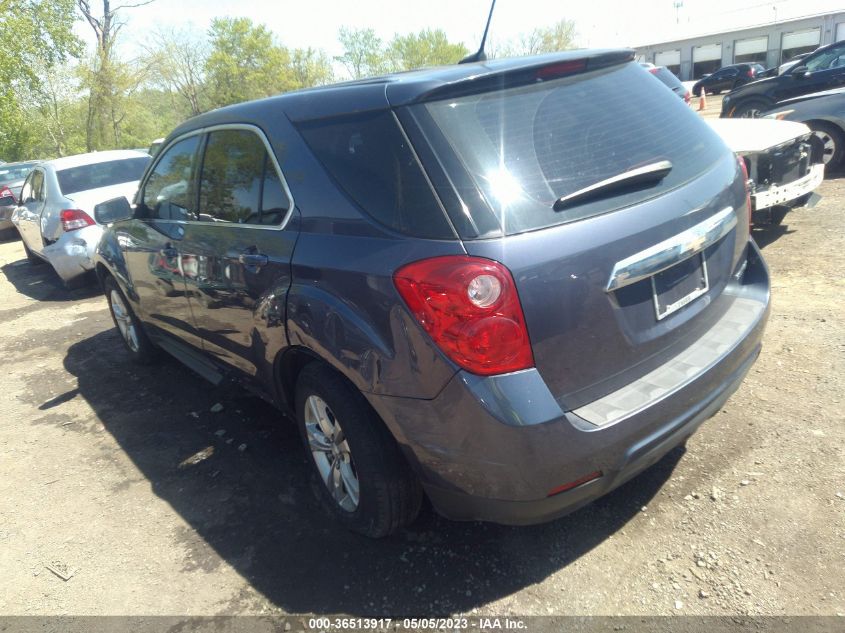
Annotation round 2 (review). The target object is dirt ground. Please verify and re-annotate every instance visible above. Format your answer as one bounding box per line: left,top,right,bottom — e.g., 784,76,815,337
0,177,842,618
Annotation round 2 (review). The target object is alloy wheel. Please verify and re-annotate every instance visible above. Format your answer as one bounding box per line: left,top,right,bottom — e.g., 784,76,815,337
304,394,360,512
811,129,837,165
110,289,140,353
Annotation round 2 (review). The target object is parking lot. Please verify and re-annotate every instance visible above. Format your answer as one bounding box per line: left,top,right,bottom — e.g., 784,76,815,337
0,175,843,617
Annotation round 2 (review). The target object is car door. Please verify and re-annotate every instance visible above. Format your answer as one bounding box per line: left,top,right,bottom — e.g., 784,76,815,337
779,41,845,99
16,169,46,253
718,68,738,91
121,134,206,350
178,125,298,382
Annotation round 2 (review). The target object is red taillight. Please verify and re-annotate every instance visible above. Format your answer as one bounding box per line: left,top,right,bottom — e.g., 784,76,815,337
60,209,95,232
738,157,752,228
0,186,15,202
393,255,534,376
547,471,603,497
535,59,587,80
648,67,659,74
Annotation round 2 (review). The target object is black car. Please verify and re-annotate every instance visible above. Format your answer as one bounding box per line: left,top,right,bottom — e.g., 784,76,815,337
764,87,845,167
722,39,845,118
91,51,769,537
692,63,765,96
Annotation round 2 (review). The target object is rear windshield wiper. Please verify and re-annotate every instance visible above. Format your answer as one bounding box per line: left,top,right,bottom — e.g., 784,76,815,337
553,160,673,212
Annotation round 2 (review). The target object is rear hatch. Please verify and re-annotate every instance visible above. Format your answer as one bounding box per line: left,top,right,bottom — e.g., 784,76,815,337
404,56,750,408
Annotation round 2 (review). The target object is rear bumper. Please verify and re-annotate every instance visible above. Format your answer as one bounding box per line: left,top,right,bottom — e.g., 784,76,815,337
41,225,103,282
365,239,770,525
753,162,824,210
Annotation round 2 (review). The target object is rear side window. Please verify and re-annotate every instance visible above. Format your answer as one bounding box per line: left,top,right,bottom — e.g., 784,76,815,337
414,62,726,237
198,128,289,225
142,137,201,220
297,111,454,239
57,157,149,196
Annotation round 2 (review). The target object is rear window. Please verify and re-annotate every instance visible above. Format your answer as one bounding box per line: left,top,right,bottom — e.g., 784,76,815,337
653,67,684,91
57,156,150,196
0,163,38,186
414,62,726,237
296,111,454,239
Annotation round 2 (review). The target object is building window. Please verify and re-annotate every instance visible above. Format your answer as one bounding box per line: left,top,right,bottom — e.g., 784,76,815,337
734,36,768,64
693,43,722,79
781,28,821,64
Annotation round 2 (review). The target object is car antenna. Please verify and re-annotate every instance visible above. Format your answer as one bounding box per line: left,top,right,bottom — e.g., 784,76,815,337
459,0,496,64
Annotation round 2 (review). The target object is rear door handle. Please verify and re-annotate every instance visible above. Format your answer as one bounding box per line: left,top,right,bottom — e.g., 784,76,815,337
239,253,269,268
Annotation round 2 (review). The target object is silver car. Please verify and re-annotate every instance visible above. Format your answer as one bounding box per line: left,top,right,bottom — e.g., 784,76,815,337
12,150,150,287
0,160,41,232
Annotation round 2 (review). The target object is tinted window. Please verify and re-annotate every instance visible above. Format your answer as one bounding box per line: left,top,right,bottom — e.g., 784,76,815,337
415,62,726,237
57,157,150,196
297,111,454,239
198,129,287,225
142,137,201,220
806,42,845,72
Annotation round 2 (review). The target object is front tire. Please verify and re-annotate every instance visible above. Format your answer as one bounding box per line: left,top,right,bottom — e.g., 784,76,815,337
295,362,422,538
808,121,844,169
103,275,157,364
735,98,771,118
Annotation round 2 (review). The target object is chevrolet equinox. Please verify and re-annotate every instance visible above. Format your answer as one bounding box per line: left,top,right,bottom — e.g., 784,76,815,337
93,50,771,537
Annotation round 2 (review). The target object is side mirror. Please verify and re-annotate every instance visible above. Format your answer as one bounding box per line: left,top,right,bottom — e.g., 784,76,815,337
94,196,133,224
791,65,809,78
0,195,15,206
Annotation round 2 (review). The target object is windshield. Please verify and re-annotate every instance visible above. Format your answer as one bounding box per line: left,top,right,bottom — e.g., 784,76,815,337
414,62,725,237
57,156,150,196
0,163,39,186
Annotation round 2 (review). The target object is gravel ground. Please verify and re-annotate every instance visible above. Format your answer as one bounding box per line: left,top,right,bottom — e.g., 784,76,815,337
0,176,842,617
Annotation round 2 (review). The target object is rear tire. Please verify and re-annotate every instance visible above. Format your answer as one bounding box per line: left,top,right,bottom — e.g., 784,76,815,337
103,275,157,364
808,121,844,169
295,362,422,538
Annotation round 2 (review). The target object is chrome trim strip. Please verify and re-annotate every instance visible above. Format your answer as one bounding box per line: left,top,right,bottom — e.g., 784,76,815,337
606,206,736,292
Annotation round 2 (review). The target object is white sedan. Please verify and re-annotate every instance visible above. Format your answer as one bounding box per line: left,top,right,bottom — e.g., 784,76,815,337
12,150,150,288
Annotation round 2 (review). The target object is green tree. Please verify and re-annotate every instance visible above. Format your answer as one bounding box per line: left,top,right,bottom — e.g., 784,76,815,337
517,19,578,56
335,27,388,79
77,0,155,150
205,17,295,109
145,26,210,116
0,0,81,159
387,29,468,72
290,47,334,89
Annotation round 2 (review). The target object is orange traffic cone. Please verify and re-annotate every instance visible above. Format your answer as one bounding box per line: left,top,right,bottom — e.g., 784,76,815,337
698,89,707,111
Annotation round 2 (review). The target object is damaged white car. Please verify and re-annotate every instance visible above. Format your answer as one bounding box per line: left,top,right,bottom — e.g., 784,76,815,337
11,150,150,288
707,118,824,225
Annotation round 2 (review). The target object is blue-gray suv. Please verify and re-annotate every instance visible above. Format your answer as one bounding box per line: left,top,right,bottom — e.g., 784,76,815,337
93,49,770,537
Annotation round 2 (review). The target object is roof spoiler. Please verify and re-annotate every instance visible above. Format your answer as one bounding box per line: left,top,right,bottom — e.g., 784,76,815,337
414,49,636,103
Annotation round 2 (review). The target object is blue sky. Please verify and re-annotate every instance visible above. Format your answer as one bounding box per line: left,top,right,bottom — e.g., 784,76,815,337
76,0,844,75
